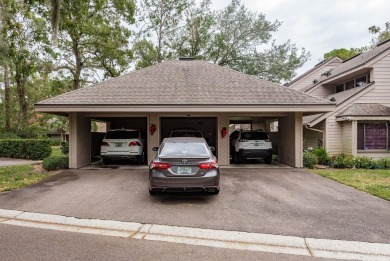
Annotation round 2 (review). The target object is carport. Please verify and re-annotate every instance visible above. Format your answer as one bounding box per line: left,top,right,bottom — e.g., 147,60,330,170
35,59,335,168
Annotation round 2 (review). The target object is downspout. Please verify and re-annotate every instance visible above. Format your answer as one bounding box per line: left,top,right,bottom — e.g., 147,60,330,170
305,125,325,148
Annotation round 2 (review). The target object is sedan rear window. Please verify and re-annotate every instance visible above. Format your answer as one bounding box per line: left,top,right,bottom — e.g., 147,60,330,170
240,132,269,140
159,142,210,157
105,130,139,139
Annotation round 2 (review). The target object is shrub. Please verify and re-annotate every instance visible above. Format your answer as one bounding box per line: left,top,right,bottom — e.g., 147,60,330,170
376,158,390,169
303,151,318,169
353,156,376,169
0,139,52,160
331,154,353,168
60,142,69,155
313,147,330,165
0,131,20,139
49,139,62,146
42,156,69,171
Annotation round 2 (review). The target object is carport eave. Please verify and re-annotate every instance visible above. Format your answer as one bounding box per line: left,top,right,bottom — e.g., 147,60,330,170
35,104,335,113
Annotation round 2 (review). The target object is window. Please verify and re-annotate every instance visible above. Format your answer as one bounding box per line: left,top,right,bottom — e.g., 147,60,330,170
336,84,344,93
356,75,367,87
333,73,370,93
357,122,389,150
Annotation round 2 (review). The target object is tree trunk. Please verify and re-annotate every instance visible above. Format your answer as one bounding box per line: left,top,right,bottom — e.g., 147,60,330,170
3,64,11,131
15,71,28,131
72,37,82,89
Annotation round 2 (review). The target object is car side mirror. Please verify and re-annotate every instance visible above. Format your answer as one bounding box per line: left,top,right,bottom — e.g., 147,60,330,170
152,147,159,151
209,146,215,152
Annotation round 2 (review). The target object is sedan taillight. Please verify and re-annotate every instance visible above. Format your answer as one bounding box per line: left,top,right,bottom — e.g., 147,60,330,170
198,161,218,170
150,162,171,170
129,141,141,146
101,141,109,146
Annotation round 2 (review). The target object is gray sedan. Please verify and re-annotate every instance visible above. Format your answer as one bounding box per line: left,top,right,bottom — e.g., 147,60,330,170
149,137,220,195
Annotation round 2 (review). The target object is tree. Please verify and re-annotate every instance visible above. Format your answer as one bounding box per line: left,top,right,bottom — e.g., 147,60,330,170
135,0,189,64
53,0,135,90
324,48,361,60
206,0,309,82
369,22,390,45
0,0,11,130
324,22,390,61
137,0,310,83
0,0,51,131
173,0,213,59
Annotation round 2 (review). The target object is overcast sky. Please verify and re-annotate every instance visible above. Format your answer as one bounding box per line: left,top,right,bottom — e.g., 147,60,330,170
210,0,389,78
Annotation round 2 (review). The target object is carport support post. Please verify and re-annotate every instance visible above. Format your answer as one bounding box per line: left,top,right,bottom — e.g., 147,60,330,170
278,112,303,168
69,112,91,169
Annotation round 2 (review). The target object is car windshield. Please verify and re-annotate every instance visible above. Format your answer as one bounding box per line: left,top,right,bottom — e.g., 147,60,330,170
170,131,202,138
105,130,139,139
159,142,210,157
241,132,269,140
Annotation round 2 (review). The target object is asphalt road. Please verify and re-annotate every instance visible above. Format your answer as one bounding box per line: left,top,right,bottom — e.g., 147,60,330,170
0,168,389,243
0,223,333,261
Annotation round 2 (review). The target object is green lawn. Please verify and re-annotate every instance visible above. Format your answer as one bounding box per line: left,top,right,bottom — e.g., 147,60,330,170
310,169,390,201
0,165,51,192
50,146,63,157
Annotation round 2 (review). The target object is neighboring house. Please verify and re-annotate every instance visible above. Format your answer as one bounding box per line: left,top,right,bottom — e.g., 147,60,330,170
287,39,390,159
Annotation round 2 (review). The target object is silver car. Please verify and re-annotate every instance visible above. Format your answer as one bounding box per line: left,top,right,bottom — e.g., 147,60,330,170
149,137,220,195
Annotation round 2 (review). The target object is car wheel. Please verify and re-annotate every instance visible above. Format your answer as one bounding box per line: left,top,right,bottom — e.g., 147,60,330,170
264,157,272,164
137,152,145,164
232,151,238,163
102,157,111,165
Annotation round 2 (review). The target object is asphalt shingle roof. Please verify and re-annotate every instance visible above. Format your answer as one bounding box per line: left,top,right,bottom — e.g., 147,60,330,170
37,60,333,106
301,39,390,92
338,103,390,117
325,85,372,105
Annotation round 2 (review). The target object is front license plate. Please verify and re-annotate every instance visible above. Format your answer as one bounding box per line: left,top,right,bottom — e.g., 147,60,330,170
177,167,192,174
115,143,123,147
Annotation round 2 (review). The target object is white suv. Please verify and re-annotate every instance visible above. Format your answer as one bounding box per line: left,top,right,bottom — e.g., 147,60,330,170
100,129,145,164
230,130,273,164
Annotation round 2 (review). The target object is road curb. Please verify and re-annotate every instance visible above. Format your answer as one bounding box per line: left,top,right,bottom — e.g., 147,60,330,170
1,208,389,260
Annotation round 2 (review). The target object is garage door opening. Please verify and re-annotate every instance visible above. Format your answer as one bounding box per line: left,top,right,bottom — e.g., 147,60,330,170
229,116,281,166
160,117,217,153
90,117,148,165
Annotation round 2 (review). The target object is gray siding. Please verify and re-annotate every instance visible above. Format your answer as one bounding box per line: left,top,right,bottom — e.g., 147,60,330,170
289,59,342,91
355,53,390,106
326,116,343,155
303,120,325,149
342,121,352,155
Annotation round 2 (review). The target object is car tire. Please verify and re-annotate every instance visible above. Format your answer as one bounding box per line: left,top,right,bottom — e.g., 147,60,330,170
137,152,145,164
102,157,111,165
264,157,272,164
232,151,238,163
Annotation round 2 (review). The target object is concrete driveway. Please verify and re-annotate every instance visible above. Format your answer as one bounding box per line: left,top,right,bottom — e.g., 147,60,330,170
0,168,389,244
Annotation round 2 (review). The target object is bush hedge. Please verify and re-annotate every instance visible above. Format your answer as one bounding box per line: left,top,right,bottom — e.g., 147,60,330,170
42,156,69,171
60,142,69,155
313,147,330,165
49,139,62,146
303,151,318,169
0,139,52,160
